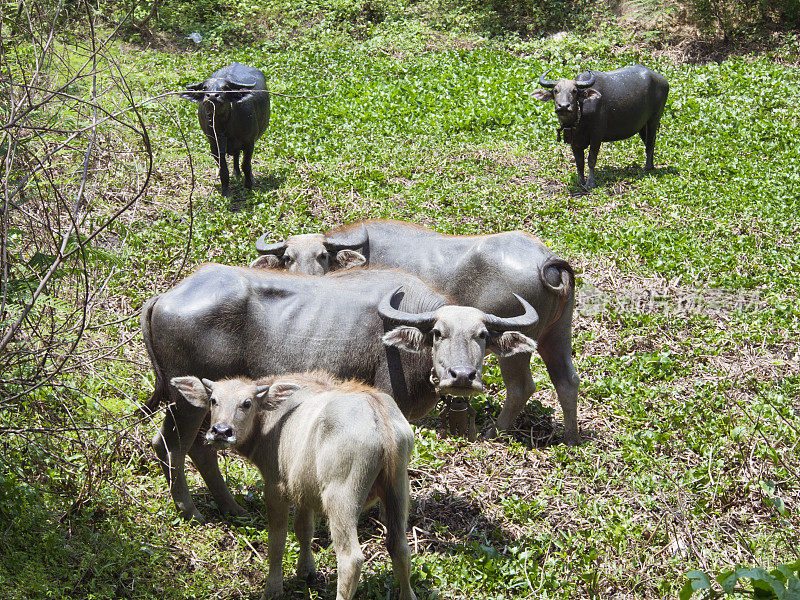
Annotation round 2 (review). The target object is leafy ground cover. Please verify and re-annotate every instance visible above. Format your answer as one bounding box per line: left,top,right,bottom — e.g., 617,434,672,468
1,2,799,599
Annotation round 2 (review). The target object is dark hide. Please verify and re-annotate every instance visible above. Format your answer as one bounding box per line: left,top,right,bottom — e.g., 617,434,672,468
182,63,270,194
532,65,669,189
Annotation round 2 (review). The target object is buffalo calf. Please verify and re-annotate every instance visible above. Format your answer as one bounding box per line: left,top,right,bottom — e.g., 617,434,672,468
182,62,270,195
170,372,417,600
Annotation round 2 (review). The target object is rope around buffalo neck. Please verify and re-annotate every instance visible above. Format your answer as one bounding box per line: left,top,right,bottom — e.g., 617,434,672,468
557,97,583,143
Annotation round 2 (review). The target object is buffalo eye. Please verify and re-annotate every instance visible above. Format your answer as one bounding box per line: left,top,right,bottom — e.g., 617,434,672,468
316,252,327,263
242,399,252,409
477,329,489,340
431,328,442,341
283,255,294,265
210,396,217,406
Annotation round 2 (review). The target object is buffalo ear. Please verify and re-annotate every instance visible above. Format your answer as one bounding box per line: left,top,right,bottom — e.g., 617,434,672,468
382,326,428,353
170,376,209,407
487,331,537,358
181,82,206,102
334,249,366,270
250,255,282,269
531,89,554,102
579,88,602,108
267,382,301,408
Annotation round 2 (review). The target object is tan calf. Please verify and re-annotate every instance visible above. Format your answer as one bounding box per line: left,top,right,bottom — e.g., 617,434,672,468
170,372,417,600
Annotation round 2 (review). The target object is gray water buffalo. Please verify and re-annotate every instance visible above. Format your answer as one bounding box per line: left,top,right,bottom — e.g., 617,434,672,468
252,228,368,274
182,63,270,194
531,65,669,189
253,219,579,444
142,264,538,521
170,372,416,600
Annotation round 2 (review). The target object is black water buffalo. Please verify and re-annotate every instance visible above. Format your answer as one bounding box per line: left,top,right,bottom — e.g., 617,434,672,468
182,63,270,195
253,219,580,445
142,265,538,521
532,65,669,189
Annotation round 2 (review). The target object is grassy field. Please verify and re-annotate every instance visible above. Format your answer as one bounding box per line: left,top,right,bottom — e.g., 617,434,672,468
2,1,799,599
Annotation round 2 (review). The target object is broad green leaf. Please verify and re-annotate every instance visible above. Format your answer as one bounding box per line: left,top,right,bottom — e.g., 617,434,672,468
680,570,713,600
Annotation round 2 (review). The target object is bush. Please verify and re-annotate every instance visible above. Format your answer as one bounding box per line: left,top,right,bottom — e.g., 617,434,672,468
687,0,800,40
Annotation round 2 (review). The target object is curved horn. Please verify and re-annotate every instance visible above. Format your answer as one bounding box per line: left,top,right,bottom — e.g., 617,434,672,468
255,233,287,256
200,378,216,391
254,384,270,395
324,224,368,252
378,287,438,331
484,294,539,331
575,71,596,89
538,70,557,89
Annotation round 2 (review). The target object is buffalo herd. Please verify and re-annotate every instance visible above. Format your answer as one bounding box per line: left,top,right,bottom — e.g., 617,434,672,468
152,61,669,598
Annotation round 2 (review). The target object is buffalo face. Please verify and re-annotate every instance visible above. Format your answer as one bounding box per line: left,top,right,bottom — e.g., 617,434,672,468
379,289,538,396
170,377,273,450
531,72,601,128
251,225,368,273
182,76,257,127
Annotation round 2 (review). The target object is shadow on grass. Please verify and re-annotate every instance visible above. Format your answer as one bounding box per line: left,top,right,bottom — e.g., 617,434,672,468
222,170,289,212
567,163,680,196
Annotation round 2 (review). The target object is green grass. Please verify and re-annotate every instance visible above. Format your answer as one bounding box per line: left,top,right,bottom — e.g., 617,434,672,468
2,2,799,599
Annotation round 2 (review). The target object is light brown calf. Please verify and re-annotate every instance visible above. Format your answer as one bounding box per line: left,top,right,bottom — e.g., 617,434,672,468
170,372,417,600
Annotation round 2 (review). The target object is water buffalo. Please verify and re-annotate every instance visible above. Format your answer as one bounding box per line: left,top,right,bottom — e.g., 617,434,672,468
251,228,368,274
142,264,537,521
253,219,580,444
182,63,270,195
531,65,669,189
170,372,417,600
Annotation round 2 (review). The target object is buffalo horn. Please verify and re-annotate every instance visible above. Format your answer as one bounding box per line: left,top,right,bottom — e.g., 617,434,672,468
538,70,557,89
254,384,270,395
575,71,596,89
484,294,539,331
255,233,287,256
378,287,438,332
201,378,216,391
324,224,368,252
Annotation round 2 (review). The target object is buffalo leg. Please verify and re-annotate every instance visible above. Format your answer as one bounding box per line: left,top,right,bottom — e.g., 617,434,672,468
383,465,417,600
294,507,317,580
242,143,255,189
263,495,289,599
586,140,601,189
151,401,208,522
537,327,580,446
232,151,241,179
187,439,247,517
494,352,536,432
572,146,586,186
324,491,364,600
641,115,661,171
213,137,230,195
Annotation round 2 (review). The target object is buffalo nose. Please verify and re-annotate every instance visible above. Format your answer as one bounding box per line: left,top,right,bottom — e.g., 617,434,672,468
448,366,477,385
211,423,234,439
556,103,570,112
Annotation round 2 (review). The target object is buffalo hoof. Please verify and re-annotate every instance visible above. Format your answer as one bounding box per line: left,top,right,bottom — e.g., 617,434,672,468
261,581,283,600
178,506,206,524
222,503,248,518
